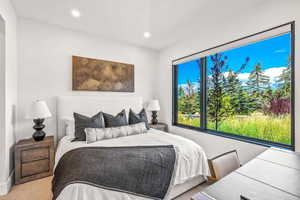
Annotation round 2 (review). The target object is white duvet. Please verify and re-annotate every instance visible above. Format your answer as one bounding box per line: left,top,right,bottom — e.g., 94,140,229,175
55,129,210,200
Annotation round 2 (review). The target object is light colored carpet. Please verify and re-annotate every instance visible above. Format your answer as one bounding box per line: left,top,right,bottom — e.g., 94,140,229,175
173,183,209,200
0,177,53,200
0,176,208,200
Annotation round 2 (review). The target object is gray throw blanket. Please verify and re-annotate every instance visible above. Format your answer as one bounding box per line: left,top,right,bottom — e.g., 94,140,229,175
52,146,176,200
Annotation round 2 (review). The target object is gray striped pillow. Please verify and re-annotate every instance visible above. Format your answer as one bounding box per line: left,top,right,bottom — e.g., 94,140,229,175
85,122,147,144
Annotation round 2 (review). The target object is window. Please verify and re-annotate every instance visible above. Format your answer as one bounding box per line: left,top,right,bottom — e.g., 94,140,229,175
177,59,201,127
173,22,295,149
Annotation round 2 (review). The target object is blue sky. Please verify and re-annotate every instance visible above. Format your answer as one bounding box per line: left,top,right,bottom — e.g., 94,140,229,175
178,33,291,85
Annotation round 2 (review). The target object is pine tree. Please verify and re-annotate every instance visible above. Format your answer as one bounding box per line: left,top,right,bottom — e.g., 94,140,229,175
246,62,270,110
178,85,185,99
225,70,240,114
236,88,251,115
225,57,250,115
207,53,229,130
177,85,185,112
181,81,198,117
277,56,291,97
185,80,194,96
247,62,270,92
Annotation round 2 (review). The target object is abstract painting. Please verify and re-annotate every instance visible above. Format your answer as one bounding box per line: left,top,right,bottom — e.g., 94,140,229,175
72,56,134,92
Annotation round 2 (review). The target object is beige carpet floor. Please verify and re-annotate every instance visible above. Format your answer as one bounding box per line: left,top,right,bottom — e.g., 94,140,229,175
0,176,208,200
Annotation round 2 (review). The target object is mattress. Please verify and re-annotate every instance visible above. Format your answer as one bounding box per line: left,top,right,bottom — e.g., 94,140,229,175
54,129,210,200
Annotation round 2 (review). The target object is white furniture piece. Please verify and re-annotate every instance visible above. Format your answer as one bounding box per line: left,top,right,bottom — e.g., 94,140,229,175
55,96,209,200
208,150,241,181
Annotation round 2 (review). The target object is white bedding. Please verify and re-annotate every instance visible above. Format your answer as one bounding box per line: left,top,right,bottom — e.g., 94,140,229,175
55,129,210,200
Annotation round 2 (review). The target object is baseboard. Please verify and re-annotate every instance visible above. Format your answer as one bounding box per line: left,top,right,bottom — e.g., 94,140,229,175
0,170,14,196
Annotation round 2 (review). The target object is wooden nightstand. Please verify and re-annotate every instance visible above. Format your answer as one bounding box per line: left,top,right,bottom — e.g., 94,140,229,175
15,136,54,184
148,123,168,132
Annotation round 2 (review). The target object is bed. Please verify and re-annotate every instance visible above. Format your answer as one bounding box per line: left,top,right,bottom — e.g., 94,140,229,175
54,96,210,200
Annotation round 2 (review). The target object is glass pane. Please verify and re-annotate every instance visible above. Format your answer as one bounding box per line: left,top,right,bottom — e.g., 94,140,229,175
177,59,201,127
206,33,292,145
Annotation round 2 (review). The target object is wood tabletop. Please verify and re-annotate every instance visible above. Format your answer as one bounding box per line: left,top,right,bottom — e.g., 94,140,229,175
16,136,54,147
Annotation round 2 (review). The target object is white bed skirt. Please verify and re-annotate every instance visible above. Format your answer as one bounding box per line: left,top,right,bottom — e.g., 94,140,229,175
56,175,206,200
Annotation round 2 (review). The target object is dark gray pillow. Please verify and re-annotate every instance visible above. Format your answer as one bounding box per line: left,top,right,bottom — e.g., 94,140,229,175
102,109,128,128
129,108,149,129
73,112,104,141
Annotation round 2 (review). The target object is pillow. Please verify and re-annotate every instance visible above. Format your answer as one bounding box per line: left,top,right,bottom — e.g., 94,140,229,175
129,108,149,129
102,109,128,128
62,117,75,138
85,122,147,144
73,112,104,141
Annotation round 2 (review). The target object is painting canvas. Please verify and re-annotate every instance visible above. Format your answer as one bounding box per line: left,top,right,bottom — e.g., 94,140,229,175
72,56,134,92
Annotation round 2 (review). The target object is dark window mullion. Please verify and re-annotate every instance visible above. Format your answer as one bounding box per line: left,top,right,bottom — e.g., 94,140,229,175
200,57,207,129
290,22,295,150
172,65,178,125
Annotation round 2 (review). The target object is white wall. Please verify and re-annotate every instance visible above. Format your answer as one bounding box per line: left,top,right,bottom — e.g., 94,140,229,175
157,0,300,164
17,18,159,142
0,16,6,192
0,0,18,195
0,18,5,166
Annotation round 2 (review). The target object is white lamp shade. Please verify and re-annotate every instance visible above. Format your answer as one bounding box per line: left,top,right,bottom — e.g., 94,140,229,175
147,100,160,111
26,100,52,119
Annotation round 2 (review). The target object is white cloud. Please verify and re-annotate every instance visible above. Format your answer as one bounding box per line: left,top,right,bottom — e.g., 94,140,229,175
178,83,199,89
235,67,285,82
264,67,285,82
274,49,286,53
179,67,285,88
222,71,250,81
238,72,250,81
223,72,250,82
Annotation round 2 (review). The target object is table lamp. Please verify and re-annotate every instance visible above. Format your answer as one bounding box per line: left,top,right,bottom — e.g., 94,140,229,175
147,100,160,125
27,100,52,141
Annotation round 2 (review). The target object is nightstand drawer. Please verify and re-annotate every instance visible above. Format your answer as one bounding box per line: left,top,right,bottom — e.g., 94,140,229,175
21,147,49,163
21,159,50,177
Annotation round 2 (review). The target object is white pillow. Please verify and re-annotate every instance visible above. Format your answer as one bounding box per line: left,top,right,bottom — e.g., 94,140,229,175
62,117,75,138
85,122,147,144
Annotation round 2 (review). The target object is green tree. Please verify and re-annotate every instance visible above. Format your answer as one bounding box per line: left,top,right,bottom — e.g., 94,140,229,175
246,62,270,110
277,55,291,97
179,81,199,118
236,88,252,115
225,56,250,114
207,53,231,130
178,85,185,99
178,85,185,112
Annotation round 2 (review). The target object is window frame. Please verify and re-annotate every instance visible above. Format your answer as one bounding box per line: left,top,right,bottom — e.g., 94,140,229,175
172,21,295,150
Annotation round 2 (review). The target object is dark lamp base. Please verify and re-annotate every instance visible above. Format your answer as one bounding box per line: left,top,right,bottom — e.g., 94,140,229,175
33,118,46,141
151,111,158,125
33,131,46,141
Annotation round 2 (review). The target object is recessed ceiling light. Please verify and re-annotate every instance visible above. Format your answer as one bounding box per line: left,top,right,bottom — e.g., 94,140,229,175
144,32,151,38
71,9,81,18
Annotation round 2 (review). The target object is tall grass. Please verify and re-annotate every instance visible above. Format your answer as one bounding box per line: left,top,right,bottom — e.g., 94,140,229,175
178,113,291,145
178,113,200,127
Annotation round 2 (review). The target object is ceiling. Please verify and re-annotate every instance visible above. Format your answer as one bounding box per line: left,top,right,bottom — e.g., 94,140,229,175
12,0,265,50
